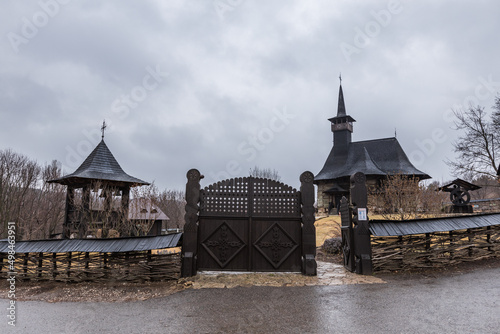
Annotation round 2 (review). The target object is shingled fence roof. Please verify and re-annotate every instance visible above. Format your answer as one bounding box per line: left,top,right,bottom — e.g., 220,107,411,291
0,233,182,254
370,213,500,236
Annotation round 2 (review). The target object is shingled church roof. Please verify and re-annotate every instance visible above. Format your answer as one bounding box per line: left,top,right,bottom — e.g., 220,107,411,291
48,139,149,187
315,137,431,182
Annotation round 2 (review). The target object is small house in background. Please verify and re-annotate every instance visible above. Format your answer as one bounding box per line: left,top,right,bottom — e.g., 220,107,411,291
314,81,430,214
128,198,170,236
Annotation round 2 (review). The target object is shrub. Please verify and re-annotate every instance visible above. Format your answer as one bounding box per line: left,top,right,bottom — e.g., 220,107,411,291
322,237,342,254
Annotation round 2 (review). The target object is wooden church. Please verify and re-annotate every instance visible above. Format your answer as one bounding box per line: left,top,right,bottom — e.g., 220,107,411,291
314,82,430,214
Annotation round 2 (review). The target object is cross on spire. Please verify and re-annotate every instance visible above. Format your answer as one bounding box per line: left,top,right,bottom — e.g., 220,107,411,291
101,120,107,139
339,73,342,85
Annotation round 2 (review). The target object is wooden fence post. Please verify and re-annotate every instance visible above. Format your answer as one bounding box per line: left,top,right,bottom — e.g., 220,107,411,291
181,169,202,277
67,252,72,278
37,252,43,278
23,253,29,280
85,252,90,279
52,253,57,279
350,172,373,275
300,171,317,276
487,226,492,252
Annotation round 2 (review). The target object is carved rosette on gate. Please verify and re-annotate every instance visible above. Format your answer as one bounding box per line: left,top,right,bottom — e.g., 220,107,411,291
201,222,245,268
254,222,298,269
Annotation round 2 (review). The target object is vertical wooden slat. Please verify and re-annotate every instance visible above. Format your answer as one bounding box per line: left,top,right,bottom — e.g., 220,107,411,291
63,187,74,239
37,252,43,278
81,185,91,238
23,253,29,279
67,252,72,278
52,253,57,279
449,231,454,259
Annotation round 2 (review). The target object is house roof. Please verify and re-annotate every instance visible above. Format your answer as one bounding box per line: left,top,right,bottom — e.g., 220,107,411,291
315,137,431,182
87,198,170,221
370,213,500,236
0,233,182,253
129,198,170,221
438,178,481,192
48,139,149,187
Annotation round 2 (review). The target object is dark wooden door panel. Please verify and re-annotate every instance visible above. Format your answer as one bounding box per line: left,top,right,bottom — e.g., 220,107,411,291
251,220,301,271
198,219,248,271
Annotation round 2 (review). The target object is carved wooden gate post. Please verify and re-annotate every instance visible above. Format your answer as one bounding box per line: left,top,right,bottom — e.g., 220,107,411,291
350,172,373,275
300,171,317,275
181,169,202,277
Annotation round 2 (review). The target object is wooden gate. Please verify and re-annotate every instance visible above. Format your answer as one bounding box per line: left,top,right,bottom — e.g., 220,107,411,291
181,169,317,276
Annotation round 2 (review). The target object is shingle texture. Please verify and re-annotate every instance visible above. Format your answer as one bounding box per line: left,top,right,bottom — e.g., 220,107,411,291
315,137,430,182
49,140,149,186
370,213,500,236
0,233,182,253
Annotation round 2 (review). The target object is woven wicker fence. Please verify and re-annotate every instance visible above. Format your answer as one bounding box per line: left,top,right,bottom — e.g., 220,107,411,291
372,225,500,272
0,250,181,282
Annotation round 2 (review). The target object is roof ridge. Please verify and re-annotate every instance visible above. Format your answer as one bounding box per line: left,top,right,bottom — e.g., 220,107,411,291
352,137,397,144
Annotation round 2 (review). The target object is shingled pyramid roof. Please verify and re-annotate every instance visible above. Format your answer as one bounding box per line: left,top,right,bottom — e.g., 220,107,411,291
48,139,149,187
315,137,430,182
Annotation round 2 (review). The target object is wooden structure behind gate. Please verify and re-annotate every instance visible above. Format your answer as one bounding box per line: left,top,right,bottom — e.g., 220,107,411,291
181,169,317,276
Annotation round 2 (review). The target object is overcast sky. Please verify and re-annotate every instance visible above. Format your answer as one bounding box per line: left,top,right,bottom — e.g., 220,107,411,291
1,0,500,191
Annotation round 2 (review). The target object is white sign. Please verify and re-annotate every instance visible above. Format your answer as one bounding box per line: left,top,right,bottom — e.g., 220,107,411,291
358,208,367,221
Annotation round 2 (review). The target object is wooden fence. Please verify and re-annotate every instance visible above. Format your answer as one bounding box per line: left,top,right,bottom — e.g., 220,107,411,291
0,251,181,282
371,225,500,272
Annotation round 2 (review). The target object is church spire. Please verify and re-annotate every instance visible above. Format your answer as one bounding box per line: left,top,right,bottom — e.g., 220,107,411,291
328,77,356,147
337,81,346,116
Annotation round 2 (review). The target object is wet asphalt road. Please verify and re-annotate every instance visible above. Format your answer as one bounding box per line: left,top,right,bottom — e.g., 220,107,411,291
2,266,500,334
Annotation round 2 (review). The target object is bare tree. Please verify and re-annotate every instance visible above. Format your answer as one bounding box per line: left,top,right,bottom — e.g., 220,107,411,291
447,99,500,179
470,175,500,200
127,183,160,236
0,151,65,239
369,174,445,220
249,166,281,181
20,161,65,239
420,181,448,216
157,189,185,231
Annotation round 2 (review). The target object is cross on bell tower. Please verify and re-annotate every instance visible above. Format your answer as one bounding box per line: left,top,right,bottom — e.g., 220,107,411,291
101,120,107,139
